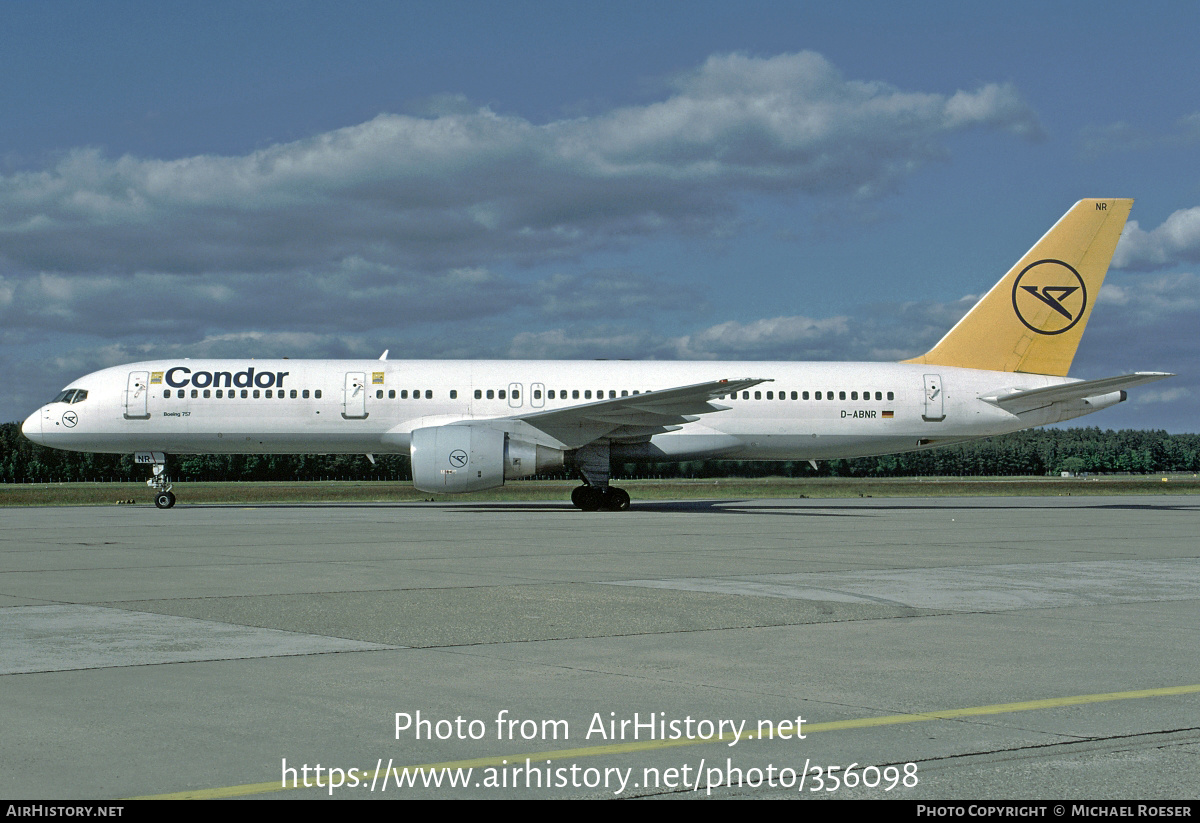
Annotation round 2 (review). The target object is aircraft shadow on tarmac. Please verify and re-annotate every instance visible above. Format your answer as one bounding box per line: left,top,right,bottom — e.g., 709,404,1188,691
195,498,1200,515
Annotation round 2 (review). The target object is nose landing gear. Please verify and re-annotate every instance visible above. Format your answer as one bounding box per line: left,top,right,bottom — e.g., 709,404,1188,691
138,452,176,508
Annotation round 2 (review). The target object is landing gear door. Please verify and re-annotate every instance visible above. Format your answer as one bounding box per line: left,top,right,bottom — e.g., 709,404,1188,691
124,371,150,420
342,372,368,419
922,373,945,422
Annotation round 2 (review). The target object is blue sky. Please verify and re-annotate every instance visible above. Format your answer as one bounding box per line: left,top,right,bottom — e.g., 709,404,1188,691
2,1,1198,431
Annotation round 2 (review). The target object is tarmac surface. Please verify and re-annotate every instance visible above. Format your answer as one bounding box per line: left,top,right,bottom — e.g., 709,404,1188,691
2,495,1198,800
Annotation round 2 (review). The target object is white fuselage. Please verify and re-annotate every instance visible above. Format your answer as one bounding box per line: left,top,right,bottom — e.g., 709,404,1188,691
21,359,1118,462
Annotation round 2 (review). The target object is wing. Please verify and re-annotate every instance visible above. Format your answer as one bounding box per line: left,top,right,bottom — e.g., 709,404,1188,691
980,372,1173,414
507,377,771,449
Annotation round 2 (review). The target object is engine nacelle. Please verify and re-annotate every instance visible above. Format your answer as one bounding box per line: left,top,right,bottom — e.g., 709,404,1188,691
410,424,564,493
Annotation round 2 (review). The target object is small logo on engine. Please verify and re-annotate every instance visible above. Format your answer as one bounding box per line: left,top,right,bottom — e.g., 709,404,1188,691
448,449,468,468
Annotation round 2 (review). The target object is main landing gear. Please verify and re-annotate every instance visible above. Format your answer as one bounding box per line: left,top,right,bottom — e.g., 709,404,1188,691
571,485,631,512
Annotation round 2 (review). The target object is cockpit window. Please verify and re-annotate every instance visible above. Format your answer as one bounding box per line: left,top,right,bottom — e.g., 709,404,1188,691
50,389,88,404
71,390,87,403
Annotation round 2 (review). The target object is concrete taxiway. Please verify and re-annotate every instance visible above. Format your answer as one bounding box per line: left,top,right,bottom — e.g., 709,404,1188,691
2,495,1198,799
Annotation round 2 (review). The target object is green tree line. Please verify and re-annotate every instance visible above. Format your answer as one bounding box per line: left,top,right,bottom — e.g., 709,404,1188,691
3,421,1199,483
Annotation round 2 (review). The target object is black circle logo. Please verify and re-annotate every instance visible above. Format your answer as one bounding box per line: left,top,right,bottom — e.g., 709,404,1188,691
1011,259,1087,336
448,449,468,468
62,411,78,427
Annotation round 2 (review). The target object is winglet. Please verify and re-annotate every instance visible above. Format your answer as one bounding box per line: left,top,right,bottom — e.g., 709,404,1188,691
904,199,1133,376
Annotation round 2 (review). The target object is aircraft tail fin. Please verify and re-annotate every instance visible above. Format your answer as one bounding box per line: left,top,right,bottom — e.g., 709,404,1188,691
903,199,1133,376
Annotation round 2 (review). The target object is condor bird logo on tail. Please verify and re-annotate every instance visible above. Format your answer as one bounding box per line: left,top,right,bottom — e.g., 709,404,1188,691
1011,259,1087,335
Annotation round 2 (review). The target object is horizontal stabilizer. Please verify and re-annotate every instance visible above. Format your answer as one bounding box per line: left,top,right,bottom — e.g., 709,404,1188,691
981,372,1173,413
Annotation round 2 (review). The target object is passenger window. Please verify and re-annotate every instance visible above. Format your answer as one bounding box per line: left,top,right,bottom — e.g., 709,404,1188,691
851,391,858,400
376,390,383,399
302,390,309,399
315,390,322,399
164,389,172,398
621,390,628,397
875,392,882,400
766,391,774,399
191,389,199,398
450,390,457,399
512,389,519,399
791,391,798,400
290,389,297,399
572,390,580,399
474,389,482,399
887,391,894,400
265,390,272,398
487,390,494,399
609,390,615,398
389,390,396,399
216,390,223,398
252,390,260,398
585,390,592,399
424,390,432,399
204,390,211,398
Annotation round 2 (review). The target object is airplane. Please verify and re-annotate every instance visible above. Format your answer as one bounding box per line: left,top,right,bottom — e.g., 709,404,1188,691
21,198,1172,511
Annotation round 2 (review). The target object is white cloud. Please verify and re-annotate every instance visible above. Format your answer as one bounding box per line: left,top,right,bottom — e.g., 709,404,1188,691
0,52,1041,278
1114,208,1200,271
1078,113,1200,160
670,315,851,359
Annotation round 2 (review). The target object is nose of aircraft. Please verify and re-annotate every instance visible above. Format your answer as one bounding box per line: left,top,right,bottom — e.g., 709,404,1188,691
21,409,43,444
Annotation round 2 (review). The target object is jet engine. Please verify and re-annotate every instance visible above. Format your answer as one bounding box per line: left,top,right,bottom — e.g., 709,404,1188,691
410,424,565,493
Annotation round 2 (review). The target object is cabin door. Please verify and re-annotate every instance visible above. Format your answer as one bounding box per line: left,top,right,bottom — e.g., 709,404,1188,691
124,371,150,420
922,373,945,422
342,372,368,419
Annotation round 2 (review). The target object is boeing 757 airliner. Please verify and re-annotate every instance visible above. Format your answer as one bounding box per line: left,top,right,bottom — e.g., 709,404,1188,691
21,199,1171,510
